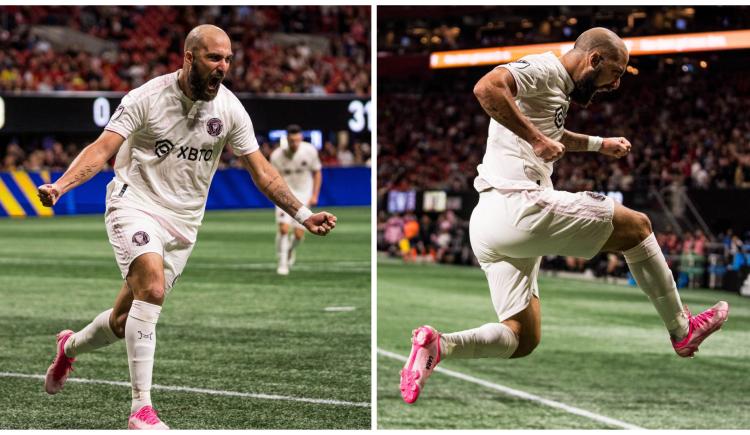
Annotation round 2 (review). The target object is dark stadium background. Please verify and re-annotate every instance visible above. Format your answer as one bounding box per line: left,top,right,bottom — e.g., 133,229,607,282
377,6,750,430
378,6,750,294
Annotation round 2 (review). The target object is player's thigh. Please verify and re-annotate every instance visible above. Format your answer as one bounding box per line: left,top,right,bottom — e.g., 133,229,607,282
470,189,615,261
600,202,652,253
480,256,541,323
106,205,165,284
126,252,166,304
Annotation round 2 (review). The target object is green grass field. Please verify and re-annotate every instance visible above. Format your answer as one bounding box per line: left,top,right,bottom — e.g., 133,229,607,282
0,207,370,429
378,258,750,429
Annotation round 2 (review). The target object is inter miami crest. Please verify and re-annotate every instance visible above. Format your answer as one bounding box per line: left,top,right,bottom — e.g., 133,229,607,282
206,118,223,137
132,231,150,246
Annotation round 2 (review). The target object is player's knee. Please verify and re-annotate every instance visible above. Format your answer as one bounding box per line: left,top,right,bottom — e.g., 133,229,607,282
279,225,290,235
511,335,540,358
628,211,652,247
132,284,165,305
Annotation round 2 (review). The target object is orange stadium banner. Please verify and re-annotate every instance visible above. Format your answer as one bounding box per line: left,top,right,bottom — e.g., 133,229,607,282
429,29,750,69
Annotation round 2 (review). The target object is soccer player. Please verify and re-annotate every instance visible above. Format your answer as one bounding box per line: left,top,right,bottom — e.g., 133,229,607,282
399,27,729,404
270,124,322,275
37,24,336,429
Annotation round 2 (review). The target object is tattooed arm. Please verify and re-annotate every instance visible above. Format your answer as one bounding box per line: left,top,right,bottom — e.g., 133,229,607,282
473,67,565,162
239,151,336,236
561,129,632,157
37,130,125,207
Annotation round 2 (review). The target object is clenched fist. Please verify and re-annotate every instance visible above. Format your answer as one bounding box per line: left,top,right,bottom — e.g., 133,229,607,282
303,211,337,236
531,136,566,163
600,137,631,158
37,183,61,207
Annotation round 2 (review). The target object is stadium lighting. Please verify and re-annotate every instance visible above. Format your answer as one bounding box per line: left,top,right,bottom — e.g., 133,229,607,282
429,29,750,69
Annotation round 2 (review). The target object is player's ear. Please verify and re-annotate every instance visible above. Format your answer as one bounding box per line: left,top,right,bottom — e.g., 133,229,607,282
590,52,603,69
184,50,193,65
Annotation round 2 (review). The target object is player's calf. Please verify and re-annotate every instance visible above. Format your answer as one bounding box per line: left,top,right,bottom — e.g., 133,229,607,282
509,333,540,358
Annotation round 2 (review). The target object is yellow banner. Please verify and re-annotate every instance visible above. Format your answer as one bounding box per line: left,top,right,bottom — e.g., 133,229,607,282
430,29,750,69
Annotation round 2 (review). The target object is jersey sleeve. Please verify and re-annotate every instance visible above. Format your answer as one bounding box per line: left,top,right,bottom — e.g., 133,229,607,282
497,57,550,98
105,93,148,139
227,98,260,156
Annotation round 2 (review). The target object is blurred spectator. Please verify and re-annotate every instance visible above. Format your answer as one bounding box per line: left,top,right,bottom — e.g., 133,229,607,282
0,5,370,95
379,55,750,192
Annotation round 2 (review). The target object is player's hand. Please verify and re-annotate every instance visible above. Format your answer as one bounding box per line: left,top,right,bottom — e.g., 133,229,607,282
531,136,566,163
307,197,318,207
600,137,631,158
303,211,337,236
37,183,61,207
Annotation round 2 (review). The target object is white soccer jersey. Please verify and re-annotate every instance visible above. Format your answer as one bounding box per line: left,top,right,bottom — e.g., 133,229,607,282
270,142,321,200
105,71,259,227
474,51,574,192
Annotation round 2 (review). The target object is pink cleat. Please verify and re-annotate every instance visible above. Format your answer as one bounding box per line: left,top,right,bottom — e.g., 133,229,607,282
672,301,729,358
400,325,441,404
128,405,169,430
44,329,75,394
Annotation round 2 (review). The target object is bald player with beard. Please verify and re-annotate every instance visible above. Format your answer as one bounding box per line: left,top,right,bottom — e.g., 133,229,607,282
399,28,729,404
38,25,336,429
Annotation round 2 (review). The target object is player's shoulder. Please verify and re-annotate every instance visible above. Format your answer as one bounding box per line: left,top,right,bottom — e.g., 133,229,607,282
270,146,283,159
216,84,244,110
123,71,179,105
300,141,318,153
502,52,556,72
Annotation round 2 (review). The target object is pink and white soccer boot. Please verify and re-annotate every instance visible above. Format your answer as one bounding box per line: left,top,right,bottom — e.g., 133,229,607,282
672,301,729,357
44,329,75,394
128,405,169,430
400,325,441,404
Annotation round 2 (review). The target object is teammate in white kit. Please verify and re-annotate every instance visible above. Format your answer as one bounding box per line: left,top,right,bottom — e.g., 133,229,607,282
37,25,336,429
270,124,322,275
400,28,729,404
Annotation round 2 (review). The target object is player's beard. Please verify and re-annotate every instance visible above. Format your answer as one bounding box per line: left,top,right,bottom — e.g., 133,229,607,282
188,60,222,101
570,67,600,107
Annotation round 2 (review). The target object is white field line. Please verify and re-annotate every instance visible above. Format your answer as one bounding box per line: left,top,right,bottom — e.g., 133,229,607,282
0,372,370,408
0,256,369,272
378,349,644,430
324,306,356,312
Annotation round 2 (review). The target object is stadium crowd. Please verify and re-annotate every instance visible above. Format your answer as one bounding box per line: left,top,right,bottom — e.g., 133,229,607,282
379,6,750,54
1,135,371,172
378,58,750,194
377,208,744,289
0,5,370,94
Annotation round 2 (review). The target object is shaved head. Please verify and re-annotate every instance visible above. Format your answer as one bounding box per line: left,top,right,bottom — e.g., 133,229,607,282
573,27,628,64
562,27,629,106
184,24,230,54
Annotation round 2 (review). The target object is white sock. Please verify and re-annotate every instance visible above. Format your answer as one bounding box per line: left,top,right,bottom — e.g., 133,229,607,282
64,309,120,357
441,323,519,359
290,235,302,252
125,300,161,413
624,233,689,340
278,232,290,269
